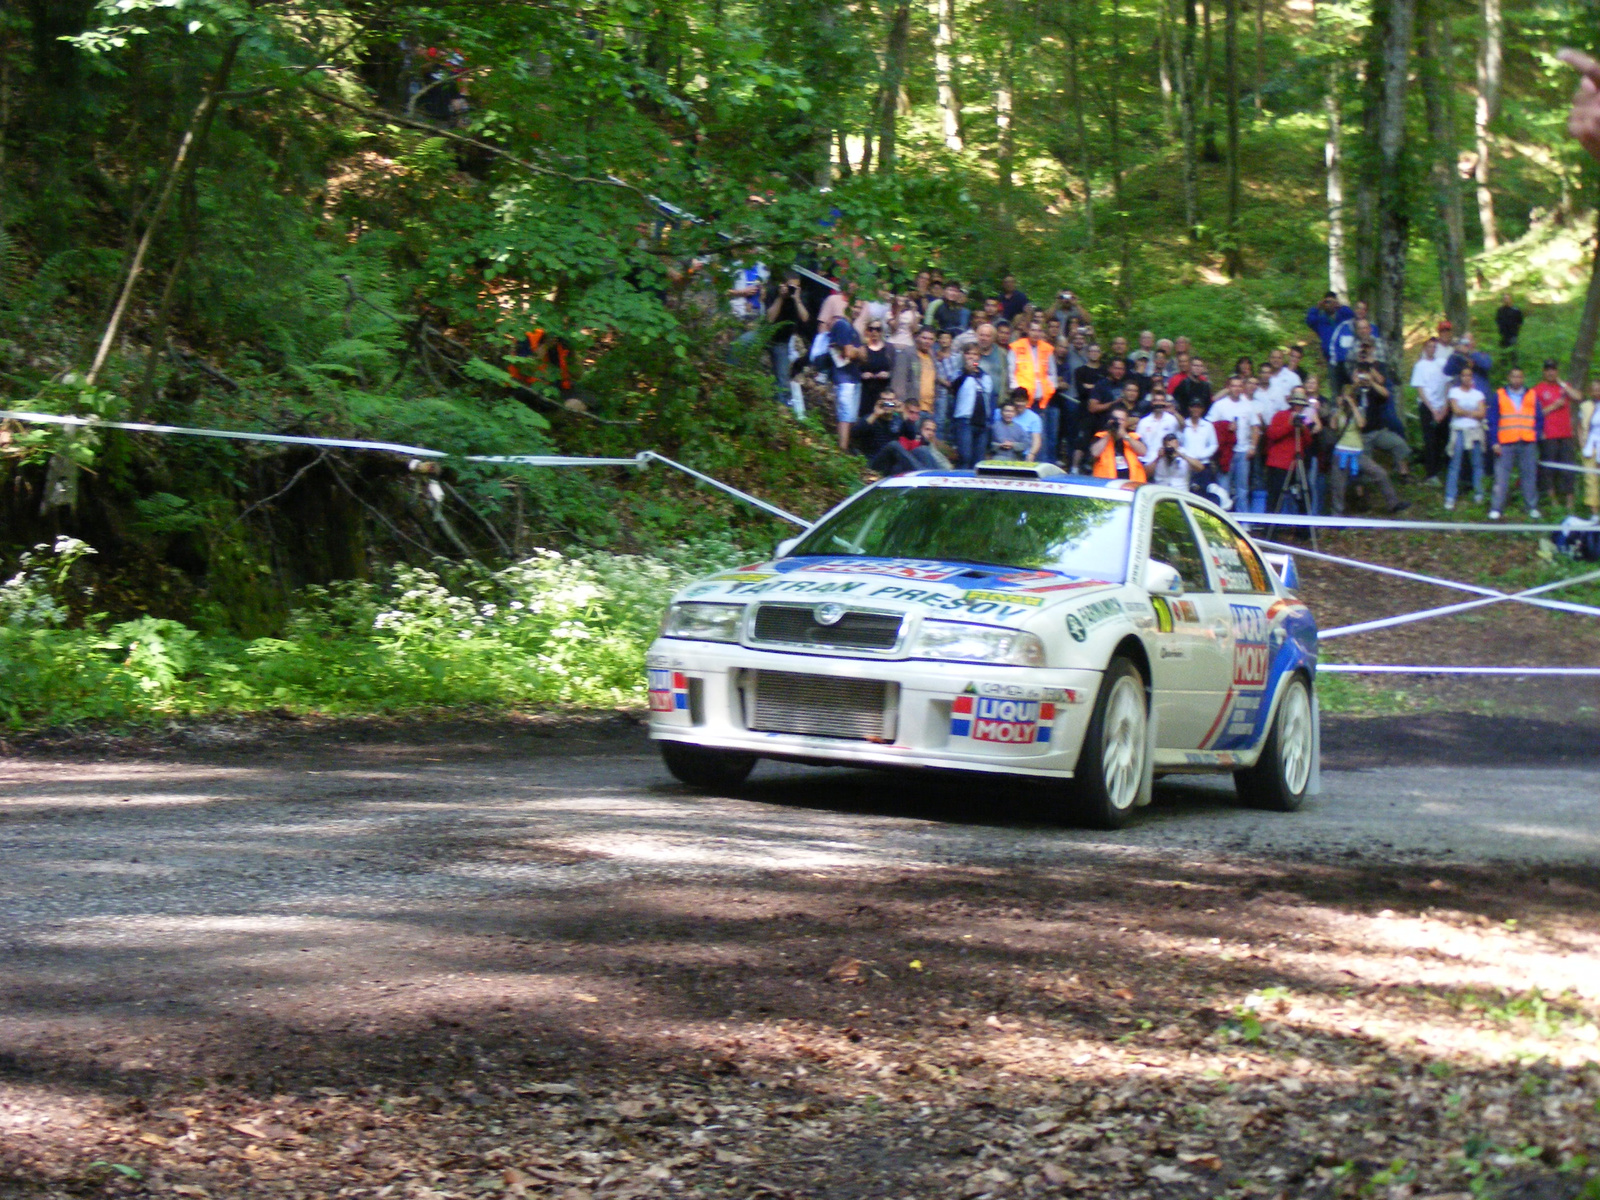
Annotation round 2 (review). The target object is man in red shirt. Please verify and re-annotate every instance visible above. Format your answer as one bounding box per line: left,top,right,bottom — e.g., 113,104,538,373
1533,357,1582,509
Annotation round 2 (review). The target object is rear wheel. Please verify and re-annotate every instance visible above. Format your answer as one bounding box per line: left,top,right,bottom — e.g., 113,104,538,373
659,741,758,791
1071,657,1149,830
1233,674,1314,811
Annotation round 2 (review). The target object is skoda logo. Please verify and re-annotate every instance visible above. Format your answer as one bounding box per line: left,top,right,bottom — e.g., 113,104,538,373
1065,612,1087,643
814,603,847,626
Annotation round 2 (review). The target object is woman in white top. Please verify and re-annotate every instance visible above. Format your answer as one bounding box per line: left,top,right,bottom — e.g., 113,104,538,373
887,295,919,349
1444,364,1487,510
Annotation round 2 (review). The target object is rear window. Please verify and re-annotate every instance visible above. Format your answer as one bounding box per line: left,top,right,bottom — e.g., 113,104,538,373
1189,507,1273,594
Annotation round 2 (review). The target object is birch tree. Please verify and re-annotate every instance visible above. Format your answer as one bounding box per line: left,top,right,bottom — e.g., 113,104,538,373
1473,0,1501,249
931,0,963,151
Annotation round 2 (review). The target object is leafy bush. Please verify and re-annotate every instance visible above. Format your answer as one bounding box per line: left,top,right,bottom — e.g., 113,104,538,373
0,536,745,731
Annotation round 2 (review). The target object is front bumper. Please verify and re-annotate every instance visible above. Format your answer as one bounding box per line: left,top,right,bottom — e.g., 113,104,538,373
645,639,1104,779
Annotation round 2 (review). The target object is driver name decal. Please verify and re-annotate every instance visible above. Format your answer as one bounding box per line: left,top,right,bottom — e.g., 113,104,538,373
952,696,1055,744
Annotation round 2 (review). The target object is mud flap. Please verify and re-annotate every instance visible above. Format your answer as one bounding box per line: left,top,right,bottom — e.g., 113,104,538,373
1136,707,1158,807
1306,688,1322,797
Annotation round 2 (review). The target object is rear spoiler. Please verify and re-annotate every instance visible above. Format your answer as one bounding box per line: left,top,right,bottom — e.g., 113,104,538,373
1261,551,1299,590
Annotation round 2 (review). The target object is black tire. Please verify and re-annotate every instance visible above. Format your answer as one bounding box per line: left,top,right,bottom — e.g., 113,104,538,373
1233,673,1314,812
1070,657,1150,830
659,741,758,791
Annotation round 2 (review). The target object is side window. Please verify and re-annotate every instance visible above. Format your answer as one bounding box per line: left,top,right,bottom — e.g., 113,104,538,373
1148,500,1211,593
1189,507,1273,594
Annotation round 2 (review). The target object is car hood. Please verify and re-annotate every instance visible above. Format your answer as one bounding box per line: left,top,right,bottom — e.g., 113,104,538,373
673,557,1122,626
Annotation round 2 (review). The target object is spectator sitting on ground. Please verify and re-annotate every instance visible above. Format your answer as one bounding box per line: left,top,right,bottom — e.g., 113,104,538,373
989,396,1040,462
1350,349,1410,481
1329,384,1406,515
871,413,953,476
853,390,913,463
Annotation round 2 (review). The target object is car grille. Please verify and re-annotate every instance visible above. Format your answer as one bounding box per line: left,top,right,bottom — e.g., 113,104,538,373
752,604,903,650
748,671,893,741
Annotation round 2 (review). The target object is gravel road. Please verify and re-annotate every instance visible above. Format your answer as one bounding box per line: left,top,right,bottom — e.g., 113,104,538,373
4,716,1600,1200
4,720,1599,935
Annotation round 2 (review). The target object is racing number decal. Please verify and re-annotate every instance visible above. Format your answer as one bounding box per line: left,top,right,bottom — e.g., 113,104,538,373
952,696,1055,744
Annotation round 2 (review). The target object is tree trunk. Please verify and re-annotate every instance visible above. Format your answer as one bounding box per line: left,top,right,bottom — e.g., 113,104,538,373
1473,0,1501,249
1110,0,1130,304
1201,0,1219,161
877,0,912,173
1373,0,1416,369
1421,3,1469,333
1354,53,1379,301
931,0,963,151
1324,61,1348,297
1569,217,1600,388
996,0,1015,197
1254,0,1265,113
1158,0,1176,129
1066,15,1095,249
1180,0,1200,237
1224,0,1242,275
86,34,243,386
836,126,852,177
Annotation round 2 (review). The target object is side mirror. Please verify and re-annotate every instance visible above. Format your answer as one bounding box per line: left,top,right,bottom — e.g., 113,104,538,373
1146,561,1184,597
774,536,801,559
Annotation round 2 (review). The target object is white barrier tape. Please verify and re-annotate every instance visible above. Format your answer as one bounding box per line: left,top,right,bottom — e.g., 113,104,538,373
0,412,813,527
0,409,450,459
1320,663,1600,677
1540,460,1600,475
1315,567,1600,638
1255,538,1600,622
1241,511,1559,533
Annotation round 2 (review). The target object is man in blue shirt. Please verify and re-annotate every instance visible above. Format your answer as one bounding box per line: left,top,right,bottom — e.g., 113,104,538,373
1443,333,1493,400
998,274,1029,322
1305,292,1353,364
949,346,996,467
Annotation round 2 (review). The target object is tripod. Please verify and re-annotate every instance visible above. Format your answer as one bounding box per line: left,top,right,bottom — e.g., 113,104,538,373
1273,423,1319,551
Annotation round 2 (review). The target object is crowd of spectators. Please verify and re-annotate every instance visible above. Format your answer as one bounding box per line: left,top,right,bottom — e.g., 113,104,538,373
734,264,1600,522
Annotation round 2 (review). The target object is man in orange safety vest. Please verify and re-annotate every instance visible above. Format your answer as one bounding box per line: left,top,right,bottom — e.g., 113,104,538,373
1486,365,1544,519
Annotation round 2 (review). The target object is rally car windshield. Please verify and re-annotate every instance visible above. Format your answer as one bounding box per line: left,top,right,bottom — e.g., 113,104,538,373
789,487,1132,580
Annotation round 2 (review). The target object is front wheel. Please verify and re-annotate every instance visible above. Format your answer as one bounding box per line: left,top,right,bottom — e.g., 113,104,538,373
659,741,758,791
1071,657,1150,830
1233,673,1315,811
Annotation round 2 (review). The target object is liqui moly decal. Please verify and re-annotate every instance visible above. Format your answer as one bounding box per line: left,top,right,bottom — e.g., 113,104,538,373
648,669,690,713
951,696,1055,744
1231,603,1269,686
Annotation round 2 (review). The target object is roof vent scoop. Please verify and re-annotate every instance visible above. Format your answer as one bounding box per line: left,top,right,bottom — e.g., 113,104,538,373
972,461,1068,480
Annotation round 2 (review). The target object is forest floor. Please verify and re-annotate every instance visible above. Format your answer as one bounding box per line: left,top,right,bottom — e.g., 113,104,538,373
2,717,1599,1200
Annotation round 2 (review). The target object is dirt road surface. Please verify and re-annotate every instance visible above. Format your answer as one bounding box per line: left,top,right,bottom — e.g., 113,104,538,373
3,714,1599,1200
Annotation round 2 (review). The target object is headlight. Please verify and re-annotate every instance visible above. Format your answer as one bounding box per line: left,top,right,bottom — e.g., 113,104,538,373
661,602,745,643
910,620,1046,666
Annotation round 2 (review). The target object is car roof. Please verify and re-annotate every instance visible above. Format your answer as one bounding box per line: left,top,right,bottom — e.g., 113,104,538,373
881,470,1148,501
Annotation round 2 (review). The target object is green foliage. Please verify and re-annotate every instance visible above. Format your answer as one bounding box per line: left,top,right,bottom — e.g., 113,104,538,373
0,536,745,731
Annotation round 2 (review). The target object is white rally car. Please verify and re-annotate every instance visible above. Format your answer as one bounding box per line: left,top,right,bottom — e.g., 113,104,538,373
645,464,1319,828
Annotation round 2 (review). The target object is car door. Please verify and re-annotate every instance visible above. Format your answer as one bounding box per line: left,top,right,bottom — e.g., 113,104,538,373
1144,499,1229,748
1185,504,1280,751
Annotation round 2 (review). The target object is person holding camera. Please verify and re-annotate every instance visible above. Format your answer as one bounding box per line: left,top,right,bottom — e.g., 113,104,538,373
1089,405,1148,481
762,270,810,413
1263,388,1322,514
1135,392,1181,463
852,390,914,461
1150,431,1206,490
1329,384,1407,515
1350,346,1411,480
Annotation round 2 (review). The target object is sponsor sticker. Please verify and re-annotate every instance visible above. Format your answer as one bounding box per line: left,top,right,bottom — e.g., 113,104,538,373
1066,597,1125,639
647,669,690,714
1230,603,1269,686
964,589,1043,607
952,695,1055,744
803,558,970,582
1150,596,1175,634
1065,612,1087,642
1184,750,1238,767
1172,599,1200,625
1158,644,1188,660
711,571,776,584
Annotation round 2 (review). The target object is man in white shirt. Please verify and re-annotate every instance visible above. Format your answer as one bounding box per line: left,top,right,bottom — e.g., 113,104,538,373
1150,431,1207,490
1409,333,1452,483
1135,393,1181,463
1254,363,1290,420
1179,396,1219,464
1265,348,1299,409
1207,375,1263,510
